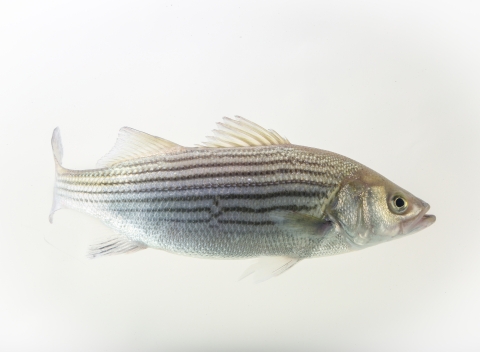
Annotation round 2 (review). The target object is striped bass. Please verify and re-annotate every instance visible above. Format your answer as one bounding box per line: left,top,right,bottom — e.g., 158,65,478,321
49,116,435,281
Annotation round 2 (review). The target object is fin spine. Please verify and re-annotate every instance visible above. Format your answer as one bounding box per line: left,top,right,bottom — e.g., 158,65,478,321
200,116,290,148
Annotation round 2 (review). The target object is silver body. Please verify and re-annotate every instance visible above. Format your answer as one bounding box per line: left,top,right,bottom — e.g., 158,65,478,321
56,145,359,258
50,116,435,280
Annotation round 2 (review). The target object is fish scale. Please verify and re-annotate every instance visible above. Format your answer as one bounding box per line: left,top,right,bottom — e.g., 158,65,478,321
55,144,358,258
49,116,435,281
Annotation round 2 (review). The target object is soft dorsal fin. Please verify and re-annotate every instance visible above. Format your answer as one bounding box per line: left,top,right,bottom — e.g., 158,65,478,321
198,116,290,148
96,127,182,168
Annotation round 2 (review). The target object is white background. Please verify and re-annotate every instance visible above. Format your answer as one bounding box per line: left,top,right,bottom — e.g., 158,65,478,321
1,1,479,351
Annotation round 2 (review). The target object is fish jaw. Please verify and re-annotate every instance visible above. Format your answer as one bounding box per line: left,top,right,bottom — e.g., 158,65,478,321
401,203,436,236
407,214,436,234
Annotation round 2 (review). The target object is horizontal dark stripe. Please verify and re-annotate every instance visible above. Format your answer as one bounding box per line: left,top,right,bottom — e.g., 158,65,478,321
104,157,336,177
58,179,333,195
61,167,333,187
218,219,275,225
116,218,277,226
60,189,329,205
111,158,292,175
108,204,316,214
61,145,344,177
102,147,293,169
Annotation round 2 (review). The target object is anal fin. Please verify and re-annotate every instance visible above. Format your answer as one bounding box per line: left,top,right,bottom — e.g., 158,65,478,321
239,256,301,283
88,236,147,259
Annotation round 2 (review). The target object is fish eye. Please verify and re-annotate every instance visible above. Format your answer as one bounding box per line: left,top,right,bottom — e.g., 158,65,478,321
391,195,408,214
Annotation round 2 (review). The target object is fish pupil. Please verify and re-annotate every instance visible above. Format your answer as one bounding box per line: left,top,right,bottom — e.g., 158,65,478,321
395,197,405,208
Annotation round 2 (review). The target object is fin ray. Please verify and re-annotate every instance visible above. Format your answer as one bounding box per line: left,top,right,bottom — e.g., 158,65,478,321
239,256,301,282
96,127,183,168
50,127,66,223
52,127,63,166
88,236,147,258
270,211,333,237
200,116,290,148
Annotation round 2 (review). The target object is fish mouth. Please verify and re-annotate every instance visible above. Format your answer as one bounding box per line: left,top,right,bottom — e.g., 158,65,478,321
410,214,436,233
402,204,436,235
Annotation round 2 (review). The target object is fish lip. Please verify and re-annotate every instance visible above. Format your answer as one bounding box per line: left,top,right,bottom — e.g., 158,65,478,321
412,214,436,232
402,204,436,235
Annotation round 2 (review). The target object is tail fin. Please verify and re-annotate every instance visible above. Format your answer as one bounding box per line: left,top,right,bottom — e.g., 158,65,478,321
49,127,65,223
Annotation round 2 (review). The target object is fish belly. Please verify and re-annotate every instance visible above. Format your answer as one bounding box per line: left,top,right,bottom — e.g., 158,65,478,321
56,145,357,258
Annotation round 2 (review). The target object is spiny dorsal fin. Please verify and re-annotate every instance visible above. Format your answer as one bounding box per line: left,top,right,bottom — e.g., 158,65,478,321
198,116,290,148
96,127,183,168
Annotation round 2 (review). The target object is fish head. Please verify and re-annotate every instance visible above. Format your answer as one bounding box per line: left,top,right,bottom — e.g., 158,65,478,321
331,168,436,248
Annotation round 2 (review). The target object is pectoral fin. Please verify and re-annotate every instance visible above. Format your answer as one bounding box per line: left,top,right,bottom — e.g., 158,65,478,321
270,211,333,238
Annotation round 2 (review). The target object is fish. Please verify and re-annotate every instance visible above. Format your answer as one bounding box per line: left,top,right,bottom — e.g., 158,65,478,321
49,116,436,281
